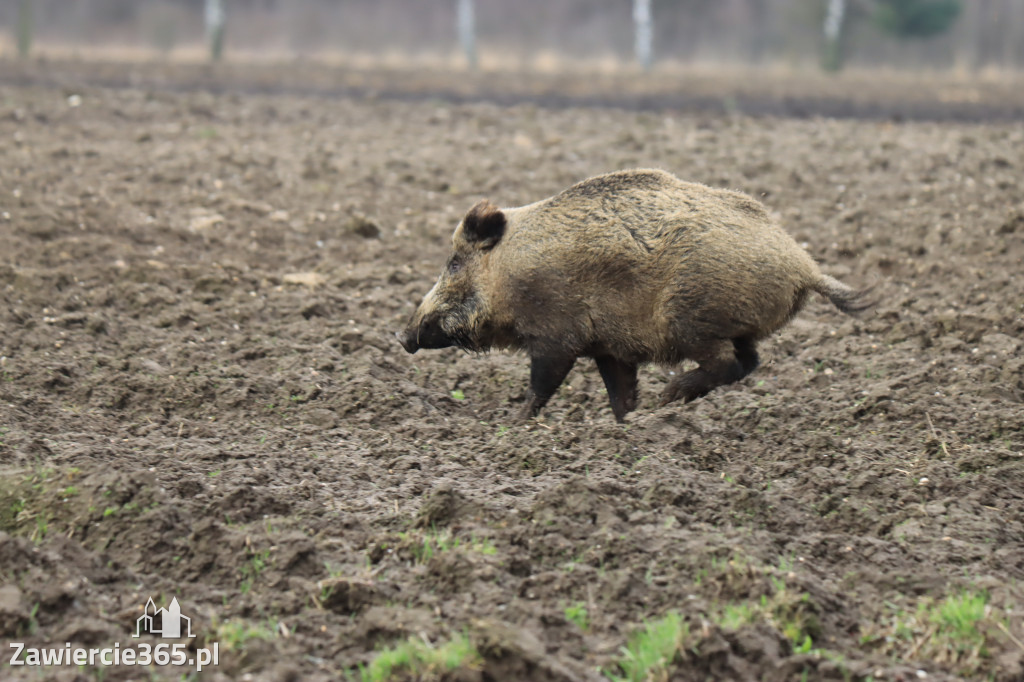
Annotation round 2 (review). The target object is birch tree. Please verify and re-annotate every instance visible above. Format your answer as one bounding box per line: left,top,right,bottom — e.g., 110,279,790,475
457,0,477,69
205,0,226,62
634,0,653,70
822,0,847,71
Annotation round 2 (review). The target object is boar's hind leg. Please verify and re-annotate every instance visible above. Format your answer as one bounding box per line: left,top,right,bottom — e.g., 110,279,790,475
732,336,760,377
520,355,577,420
660,337,759,406
595,356,639,422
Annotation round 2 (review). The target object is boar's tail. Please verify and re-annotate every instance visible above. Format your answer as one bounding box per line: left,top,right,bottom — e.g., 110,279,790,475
813,275,876,315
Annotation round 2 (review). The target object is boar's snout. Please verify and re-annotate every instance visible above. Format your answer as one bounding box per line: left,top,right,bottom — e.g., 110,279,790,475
397,313,454,354
397,327,417,350
396,328,420,354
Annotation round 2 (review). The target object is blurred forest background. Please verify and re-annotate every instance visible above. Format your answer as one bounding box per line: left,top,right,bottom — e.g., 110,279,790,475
2,0,1023,73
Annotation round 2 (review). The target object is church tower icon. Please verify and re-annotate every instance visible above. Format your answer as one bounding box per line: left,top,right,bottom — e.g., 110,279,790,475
133,596,194,638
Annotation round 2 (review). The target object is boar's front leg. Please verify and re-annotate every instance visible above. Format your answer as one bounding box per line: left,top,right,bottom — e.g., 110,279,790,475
519,355,576,420
595,356,638,423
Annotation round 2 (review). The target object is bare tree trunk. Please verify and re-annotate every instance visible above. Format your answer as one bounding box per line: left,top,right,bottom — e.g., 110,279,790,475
457,0,477,69
17,0,32,59
1004,0,1023,68
822,0,846,71
205,0,226,62
748,0,770,64
975,0,998,69
634,0,653,70
953,0,979,72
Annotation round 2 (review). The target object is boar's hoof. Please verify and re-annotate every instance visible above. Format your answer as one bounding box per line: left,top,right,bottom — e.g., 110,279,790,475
516,394,556,423
516,401,542,423
660,369,716,406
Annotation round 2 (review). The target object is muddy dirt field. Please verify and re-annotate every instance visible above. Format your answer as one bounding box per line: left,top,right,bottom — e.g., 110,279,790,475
1,62,1023,681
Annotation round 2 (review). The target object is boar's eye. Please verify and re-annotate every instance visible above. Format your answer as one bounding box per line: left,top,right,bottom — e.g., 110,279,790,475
447,256,464,274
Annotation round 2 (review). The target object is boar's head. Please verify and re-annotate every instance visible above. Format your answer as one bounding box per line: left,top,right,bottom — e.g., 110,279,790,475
397,199,508,354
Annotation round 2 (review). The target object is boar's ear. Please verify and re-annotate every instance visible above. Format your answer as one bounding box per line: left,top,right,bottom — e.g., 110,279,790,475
462,199,506,250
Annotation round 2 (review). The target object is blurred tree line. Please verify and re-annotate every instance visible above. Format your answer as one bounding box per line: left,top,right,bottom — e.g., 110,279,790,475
3,0,1023,72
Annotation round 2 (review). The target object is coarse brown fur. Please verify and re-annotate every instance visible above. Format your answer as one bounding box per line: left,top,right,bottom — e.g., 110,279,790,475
397,168,873,422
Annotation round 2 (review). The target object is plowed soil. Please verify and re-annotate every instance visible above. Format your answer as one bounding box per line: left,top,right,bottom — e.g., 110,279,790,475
1,61,1023,681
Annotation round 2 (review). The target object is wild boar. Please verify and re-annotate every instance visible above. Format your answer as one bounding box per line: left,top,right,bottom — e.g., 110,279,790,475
397,168,871,422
